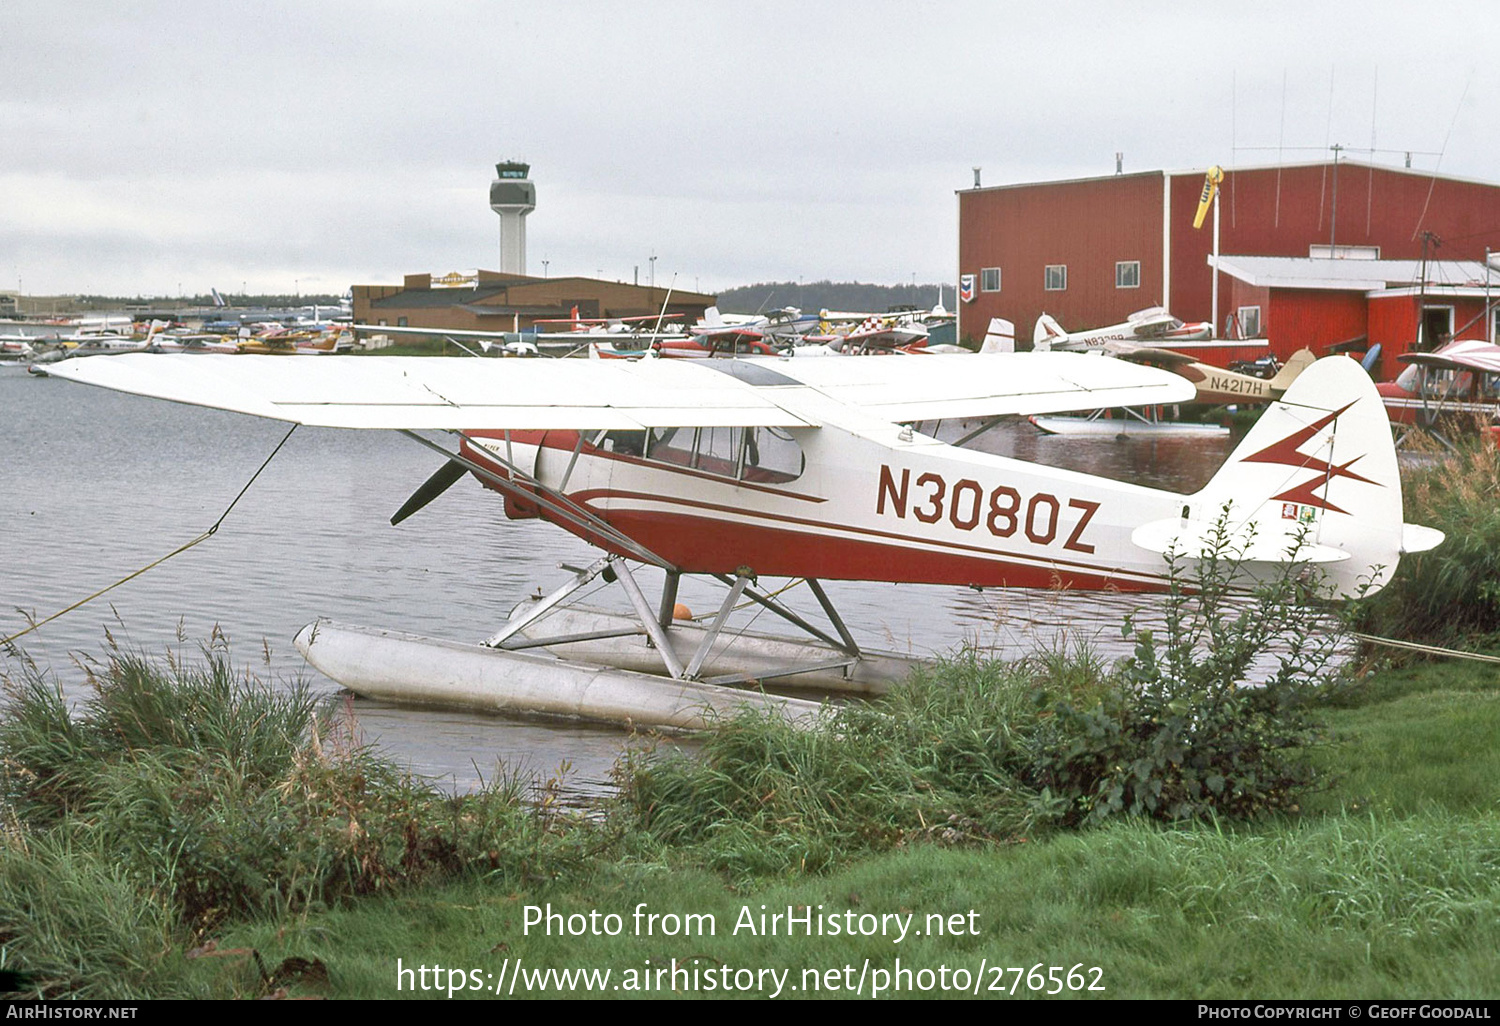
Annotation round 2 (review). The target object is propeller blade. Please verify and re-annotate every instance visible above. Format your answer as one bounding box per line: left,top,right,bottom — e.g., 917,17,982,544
390,459,468,525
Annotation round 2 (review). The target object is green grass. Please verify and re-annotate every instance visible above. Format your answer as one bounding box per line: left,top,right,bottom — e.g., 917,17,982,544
0,645,585,998
1354,437,1500,643
3,622,1497,998
204,657,1498,1000
216,809,1498,999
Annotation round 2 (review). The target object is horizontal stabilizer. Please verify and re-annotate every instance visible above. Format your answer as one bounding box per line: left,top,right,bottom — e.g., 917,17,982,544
1132,517,1351,564
1402,523,1445,555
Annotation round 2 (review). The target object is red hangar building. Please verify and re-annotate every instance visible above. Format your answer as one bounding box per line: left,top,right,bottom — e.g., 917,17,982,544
956,160,1500,376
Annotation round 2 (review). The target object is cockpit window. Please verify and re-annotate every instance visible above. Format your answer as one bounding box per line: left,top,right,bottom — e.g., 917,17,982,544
606,425,804,484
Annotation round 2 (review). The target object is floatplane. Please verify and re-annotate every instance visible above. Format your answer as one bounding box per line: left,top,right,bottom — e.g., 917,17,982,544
1377,337,1500,450
1025,311,1309,436
46,349,1441,730
1031,307,1214,351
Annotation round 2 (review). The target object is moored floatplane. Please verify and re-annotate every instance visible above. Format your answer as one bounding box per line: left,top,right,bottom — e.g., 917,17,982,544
1376,337,1500,450
47,349,1441,731
1028,409,1232,438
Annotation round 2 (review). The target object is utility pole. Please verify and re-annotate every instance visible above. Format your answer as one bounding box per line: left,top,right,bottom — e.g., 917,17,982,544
1417,230,1442,350
1328,143,1343,251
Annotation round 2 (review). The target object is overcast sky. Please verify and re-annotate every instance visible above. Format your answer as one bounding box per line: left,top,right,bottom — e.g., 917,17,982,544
5,1,1497,298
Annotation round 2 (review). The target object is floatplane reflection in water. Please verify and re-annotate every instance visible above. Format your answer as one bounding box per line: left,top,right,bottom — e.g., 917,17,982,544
49,350,1442,730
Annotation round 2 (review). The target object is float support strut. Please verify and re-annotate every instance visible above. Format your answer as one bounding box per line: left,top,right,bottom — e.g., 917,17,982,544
684,571,750,680
613,560,687,679
481,556,613,649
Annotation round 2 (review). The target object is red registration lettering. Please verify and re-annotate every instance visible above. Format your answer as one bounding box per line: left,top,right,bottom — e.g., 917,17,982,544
875,471,1100,554
1064,499,1100,553
913,473,945,524
949,479,982,531
987,485,1020,537
1025,493,1059,545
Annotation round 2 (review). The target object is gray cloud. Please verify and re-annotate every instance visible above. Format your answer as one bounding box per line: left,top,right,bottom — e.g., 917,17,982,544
6,0,1496,296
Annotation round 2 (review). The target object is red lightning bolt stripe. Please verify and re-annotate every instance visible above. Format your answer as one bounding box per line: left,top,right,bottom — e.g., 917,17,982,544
1239,402,1379,513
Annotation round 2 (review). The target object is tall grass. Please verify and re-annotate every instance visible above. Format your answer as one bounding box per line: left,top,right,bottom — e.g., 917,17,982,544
616,655,1058,877
617,512,1347,870
1354,435,1500,643
0,645,588,997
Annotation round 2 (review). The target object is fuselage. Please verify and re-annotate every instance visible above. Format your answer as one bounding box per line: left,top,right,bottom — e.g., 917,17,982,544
461,401,1189,591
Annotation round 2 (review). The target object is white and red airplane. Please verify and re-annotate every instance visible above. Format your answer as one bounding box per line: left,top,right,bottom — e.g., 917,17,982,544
45,350,1440,726
1377,337,1500,448
1032,307,1215,353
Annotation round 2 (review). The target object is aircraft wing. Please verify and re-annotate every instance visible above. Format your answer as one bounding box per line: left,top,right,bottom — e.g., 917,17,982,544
352,323,520,339
1106,342,1198,366
1399,343,1500,374
762,350,1197,420
46,350,1196,432
45,354,818,431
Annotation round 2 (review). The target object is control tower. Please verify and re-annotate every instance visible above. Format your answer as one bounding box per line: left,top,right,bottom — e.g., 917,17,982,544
489,161,536,275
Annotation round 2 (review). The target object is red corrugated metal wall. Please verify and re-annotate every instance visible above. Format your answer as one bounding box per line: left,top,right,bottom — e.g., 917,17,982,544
958,162,1500,348
1366,296,1420,379
1266,289,1370,361
957,173,1162,345
1167,163,1500,328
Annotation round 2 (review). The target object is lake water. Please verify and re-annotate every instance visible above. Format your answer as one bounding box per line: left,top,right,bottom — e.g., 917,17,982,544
0,361,1240,796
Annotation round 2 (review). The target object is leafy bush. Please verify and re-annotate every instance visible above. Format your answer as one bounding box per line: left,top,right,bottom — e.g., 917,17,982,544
1027,511,1344,824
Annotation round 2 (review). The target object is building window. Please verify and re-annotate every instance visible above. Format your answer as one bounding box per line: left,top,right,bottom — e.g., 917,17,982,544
1309,244,1380,260
397,316,408,327
1236,306,1261,338
1044,265,1067,291
1115,261,1141,289
981,267,1001,293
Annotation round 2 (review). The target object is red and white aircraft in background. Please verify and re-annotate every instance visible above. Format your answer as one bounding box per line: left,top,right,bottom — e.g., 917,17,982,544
46,350,1440,726
1032,307,1214,353
1377,337,1500,448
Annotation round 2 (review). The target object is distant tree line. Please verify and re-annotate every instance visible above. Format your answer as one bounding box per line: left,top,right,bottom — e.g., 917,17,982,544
47,294,345,312
717,280,951,316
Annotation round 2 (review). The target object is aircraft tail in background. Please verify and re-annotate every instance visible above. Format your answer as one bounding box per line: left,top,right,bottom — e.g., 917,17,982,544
979,318,1015,354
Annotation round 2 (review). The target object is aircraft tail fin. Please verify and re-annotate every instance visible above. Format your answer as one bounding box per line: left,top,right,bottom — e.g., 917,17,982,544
1132,355,1441,596
979,318,1015,354
1032,313,1065,352
1268,347,1316,393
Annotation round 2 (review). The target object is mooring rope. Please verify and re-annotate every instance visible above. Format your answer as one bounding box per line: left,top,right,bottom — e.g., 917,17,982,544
1353,632,1500,665
2,425,299,648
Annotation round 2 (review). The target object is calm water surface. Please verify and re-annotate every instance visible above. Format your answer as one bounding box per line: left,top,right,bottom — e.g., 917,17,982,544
0,363,1240,795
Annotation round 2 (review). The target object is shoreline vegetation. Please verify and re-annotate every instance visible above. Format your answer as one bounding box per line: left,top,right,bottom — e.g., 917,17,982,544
2,442,1498,1000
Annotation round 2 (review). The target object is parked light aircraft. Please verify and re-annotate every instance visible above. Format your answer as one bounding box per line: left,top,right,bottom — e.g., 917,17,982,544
1028,312,1305,406
1105,344,1317,406
1032,308,1214,353
1377,337,1500,449
42,351,1441,725
49,349,1438,594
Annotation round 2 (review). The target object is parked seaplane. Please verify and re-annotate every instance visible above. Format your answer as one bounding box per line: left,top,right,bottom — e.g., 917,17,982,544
45,350,1440,729
1023,310,1312,433
1031,308,1215,353
1377,337,1500,449
0,336,36,361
